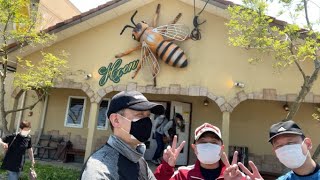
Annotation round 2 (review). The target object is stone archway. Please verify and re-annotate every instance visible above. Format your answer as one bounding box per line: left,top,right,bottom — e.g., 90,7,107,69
95,82,227,111
11,80,96,100
222,88,320,112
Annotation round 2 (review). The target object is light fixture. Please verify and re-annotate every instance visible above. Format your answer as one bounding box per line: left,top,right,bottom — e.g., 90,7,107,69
234,81,245,88
203,98,209,106
85,73,92,80
283,102,290,111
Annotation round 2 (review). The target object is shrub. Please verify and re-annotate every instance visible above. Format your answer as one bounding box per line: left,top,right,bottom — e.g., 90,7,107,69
0,161,80,180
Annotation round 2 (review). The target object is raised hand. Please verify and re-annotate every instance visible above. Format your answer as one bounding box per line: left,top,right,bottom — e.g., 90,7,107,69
2,142,8,151
238,161,264,180
221,151,246,180
162,135,185,167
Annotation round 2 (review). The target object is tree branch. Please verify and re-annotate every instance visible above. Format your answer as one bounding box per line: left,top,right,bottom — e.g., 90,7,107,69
303,0,312,30
288,40,307,81
4,92,45,116
294,60,306,80
286,59,320,120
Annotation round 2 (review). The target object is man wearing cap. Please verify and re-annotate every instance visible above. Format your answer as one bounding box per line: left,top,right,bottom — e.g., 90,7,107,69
227,120,320,180
80,91,165,180
268,120,320,180
155,122,239,180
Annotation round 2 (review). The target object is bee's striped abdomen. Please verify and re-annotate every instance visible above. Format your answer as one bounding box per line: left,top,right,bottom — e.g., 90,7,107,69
156,41,188,68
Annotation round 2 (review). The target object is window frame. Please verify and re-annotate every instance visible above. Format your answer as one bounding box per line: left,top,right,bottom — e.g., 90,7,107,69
97,98,111,130
64,96,87,128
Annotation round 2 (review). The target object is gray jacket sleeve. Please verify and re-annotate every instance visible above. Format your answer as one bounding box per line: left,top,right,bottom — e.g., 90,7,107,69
148,166,157,180
81,158,113,180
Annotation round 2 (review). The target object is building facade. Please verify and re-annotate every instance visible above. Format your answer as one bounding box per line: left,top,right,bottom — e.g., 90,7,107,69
7,0,320,174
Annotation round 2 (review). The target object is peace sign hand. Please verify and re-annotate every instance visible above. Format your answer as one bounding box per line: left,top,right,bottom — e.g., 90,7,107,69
238,161,264,180
163,135,185,167
221,151,246,180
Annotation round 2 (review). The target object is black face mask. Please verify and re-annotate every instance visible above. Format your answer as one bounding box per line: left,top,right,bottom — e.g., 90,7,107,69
129,117,152,143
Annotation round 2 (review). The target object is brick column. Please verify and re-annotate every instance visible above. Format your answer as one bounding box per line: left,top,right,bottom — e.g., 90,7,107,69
84,102,99,161
222,111,230,156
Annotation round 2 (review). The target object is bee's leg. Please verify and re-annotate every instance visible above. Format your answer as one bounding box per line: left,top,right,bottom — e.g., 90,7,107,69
153,77,157,87
170,13,182,24
115,45,141,58
152,61,158,87
161,13,182,34
132,60,142,79
153,4,161,27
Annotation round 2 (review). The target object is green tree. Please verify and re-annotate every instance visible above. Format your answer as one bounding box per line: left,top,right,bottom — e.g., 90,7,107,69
226,0,320,121
0,0,67,135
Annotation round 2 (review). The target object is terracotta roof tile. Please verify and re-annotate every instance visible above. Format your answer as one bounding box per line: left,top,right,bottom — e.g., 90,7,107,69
42,0,123,33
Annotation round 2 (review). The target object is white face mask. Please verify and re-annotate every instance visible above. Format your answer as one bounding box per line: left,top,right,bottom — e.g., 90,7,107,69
275,141,308,169
20,130,31,137
196,143,221,164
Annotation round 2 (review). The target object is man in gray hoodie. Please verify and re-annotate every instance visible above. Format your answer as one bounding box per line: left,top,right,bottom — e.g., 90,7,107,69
80,91,164,180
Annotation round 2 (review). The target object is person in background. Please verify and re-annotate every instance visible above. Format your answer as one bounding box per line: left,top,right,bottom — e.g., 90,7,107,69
151,114,169,165
163,113,185,144
0,120,35,180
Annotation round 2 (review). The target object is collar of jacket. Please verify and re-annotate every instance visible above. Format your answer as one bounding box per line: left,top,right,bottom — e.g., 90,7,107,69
107,135,146,163
189,160,226,180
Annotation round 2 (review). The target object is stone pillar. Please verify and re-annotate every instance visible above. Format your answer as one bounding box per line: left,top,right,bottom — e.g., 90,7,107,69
8,97,19,131
84,102,99,161
222,111,230,156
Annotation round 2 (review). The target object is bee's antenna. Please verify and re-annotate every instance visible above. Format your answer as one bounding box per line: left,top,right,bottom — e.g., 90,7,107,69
120,25,135,35
131,10,138,26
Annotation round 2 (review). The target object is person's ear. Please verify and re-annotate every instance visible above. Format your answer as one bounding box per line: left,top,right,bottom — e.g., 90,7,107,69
191,144,197,155
219,145,225,156
304,137,312,150
271,145,277,154
110,113,121,128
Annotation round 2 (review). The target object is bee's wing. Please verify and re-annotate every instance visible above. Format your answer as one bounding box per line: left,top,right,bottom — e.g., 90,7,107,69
141,41,160,78
152,24,190,41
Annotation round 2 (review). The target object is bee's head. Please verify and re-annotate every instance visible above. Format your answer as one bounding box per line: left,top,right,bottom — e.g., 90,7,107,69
131,21,148,41
120,11,148,42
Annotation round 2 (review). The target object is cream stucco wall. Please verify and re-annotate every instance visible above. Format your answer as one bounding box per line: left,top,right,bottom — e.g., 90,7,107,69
19,0,320,101
230,100,320,156
44,88,90,148
39,0,80,29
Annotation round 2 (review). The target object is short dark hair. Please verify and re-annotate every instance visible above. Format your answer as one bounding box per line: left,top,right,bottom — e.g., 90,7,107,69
175,113,183,120
19,120,31,129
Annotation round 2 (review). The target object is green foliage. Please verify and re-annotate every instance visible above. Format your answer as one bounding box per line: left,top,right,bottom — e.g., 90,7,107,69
0,0,69,134
226,0,320,71
0,0,55,47
14,51,68,92
226,0,320,120
0,161,80,180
